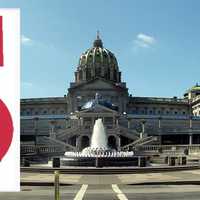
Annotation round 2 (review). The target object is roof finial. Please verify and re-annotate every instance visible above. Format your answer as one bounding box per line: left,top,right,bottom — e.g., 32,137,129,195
93,30,103,48
97,30,100,40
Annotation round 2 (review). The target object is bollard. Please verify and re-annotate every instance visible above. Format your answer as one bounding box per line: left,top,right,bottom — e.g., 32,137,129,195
181,156,187,165
168,157,176,166
164,156,169,164
53,157,60,168
95,157,98,168
138,157,146,167
54,170,60,200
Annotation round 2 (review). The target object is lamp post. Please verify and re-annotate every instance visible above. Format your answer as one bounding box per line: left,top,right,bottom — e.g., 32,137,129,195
158,116,162,129
54,170,60,200
189,115,193,145
116,115,119,128
140,119,146,139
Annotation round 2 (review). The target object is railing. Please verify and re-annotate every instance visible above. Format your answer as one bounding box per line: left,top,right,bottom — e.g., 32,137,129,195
132,96,188,103
121,136,156,150
21,145,37,155
137,144,200,154
21,144,65,155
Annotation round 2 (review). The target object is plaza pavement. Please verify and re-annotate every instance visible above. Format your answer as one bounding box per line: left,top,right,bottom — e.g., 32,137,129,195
1,184,200,200
21,169,200,185
1,170,200,200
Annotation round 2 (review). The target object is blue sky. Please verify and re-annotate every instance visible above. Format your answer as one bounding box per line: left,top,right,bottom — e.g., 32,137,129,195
0,0,200,98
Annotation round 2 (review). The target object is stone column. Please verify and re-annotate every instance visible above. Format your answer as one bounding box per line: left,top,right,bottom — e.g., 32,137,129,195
116,117,119,127
80,117,83,126
83,70,86,81
158,117,162,129
76,136,81,151
128,118,131,129
76,71,80,82
110,70,114,81
91,68,95,78
189,134,193,145
34,117,39,146
50,120,56,139
113,117,115,128
92,117,95,126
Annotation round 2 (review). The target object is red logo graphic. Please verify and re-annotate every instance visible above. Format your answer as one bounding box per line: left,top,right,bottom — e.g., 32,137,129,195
0,99,13,161
0,16,3,66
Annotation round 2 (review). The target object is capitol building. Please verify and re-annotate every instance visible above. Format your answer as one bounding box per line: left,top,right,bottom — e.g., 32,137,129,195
21,34,200,157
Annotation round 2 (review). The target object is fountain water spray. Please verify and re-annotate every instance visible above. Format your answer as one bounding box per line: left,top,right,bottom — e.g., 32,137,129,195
90,118,108,149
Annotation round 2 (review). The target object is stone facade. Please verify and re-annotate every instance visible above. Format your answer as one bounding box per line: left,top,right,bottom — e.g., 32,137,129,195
21,34,200,152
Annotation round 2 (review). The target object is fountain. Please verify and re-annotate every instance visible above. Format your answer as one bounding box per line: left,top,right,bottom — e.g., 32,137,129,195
61,118,144,167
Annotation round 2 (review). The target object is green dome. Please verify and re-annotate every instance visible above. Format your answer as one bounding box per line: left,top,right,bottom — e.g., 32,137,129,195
75,33,121,83
184,83,200,97
190,84,200,91
78,37,118,70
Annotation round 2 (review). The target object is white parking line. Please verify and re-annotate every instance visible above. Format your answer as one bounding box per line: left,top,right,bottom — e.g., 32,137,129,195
74,184,88,200
112,184,128,200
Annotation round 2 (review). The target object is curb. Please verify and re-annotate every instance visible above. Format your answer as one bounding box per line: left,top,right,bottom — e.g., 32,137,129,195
21,182,72,186
21,180,200,186
21,165,200,174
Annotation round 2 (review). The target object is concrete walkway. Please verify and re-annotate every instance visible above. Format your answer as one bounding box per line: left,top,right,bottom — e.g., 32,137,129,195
21,169,200,185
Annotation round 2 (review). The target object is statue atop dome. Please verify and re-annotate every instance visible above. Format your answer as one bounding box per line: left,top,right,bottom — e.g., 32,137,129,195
93,30,103,48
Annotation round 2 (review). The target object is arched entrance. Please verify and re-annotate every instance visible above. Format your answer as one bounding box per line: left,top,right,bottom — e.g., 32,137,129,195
80,135,90,150
108,135,117,150
68,135,77,146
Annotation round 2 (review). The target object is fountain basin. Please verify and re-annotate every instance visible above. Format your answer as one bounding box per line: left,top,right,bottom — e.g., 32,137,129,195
61,118,147,167
61,156,140,167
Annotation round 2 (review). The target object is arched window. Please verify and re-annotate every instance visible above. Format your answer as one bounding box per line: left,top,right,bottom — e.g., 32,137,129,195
80,136,90,150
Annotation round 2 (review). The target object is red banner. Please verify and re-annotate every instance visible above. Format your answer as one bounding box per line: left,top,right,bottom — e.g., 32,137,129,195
0,99,13,161
0,16,3,66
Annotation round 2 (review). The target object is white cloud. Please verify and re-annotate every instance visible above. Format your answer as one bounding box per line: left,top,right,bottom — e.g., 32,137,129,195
21,35,33,45
134,33,156,48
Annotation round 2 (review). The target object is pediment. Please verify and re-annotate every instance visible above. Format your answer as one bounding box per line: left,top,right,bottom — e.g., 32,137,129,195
79,104,117,114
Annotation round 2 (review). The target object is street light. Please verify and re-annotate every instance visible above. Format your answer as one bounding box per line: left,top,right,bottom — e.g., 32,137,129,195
140,119,146,139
